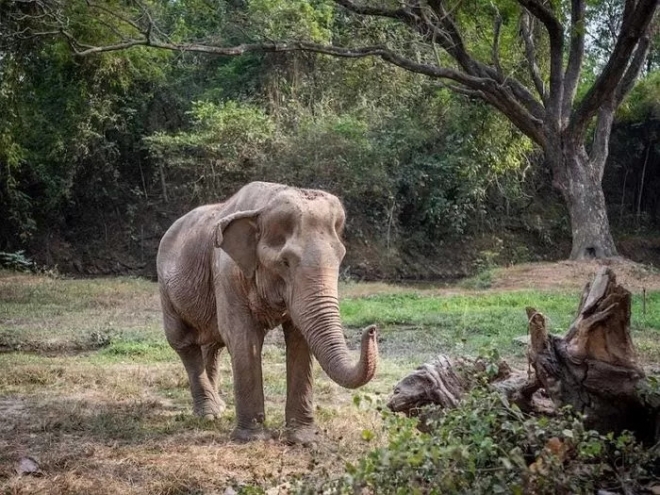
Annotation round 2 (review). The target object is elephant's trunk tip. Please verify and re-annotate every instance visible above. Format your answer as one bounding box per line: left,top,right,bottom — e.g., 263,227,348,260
357,324,379,386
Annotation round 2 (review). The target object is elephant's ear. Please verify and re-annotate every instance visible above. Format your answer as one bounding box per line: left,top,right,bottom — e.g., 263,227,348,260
214,209,261,278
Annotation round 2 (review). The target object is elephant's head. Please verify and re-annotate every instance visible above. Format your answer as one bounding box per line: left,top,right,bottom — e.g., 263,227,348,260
214,188,377,389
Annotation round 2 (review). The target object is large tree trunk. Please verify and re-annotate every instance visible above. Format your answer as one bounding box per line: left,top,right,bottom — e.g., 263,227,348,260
564,165,617,260
548,141,618,260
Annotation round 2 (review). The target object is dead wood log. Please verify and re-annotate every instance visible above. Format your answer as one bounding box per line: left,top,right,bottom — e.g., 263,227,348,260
387,355,526,413
387,267,659,443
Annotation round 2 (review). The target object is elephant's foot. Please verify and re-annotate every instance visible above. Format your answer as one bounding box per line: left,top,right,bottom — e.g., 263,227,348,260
285,424,320,446
193,396,226,419
230,427,272,442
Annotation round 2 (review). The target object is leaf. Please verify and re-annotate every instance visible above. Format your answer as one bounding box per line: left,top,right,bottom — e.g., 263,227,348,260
361,429,375,441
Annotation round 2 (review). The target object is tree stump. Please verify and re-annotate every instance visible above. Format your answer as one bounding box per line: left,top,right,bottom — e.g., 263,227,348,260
525,267,657,443
388,267,660,444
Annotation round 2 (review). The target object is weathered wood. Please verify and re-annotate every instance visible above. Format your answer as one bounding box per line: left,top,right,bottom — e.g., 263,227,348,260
388,268,659,443
387,355,468,415
524,267,657,442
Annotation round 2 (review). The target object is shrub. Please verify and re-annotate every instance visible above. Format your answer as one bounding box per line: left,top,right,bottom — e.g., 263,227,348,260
0,250,35,272
301,386,659,494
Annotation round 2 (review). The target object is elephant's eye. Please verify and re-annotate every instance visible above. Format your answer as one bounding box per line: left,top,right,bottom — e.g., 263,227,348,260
281,257,290,268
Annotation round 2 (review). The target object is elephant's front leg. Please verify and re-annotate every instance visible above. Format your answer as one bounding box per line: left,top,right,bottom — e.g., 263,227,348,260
227,328,270,442
283,321,317,445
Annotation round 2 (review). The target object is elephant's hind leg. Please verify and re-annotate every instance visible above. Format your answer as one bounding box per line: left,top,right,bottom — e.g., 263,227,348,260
177,344,225,419
202,342,227,413
164,314,225,419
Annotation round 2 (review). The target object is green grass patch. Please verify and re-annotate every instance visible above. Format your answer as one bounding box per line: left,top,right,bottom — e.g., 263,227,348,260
458,269,494,290
0,273,163,354
97,339,174,362
340,290,660,361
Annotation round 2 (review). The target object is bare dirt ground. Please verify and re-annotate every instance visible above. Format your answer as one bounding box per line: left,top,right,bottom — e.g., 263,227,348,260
340,258,660,298
489,259,660,293
1,259,658,494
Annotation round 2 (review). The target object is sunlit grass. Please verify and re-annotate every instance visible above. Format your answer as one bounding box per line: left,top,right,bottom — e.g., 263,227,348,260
340,290,660,361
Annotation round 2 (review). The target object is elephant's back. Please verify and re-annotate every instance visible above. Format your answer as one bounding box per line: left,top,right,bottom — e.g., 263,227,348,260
157,204,222,272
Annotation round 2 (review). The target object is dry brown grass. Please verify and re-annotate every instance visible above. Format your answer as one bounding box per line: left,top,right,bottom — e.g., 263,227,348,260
0,353,390,494
489,258,660,292
339,258,660,297
0,271,394,493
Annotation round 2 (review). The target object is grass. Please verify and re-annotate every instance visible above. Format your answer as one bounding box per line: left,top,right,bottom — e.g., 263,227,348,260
1,269,660,493
341,289,660,363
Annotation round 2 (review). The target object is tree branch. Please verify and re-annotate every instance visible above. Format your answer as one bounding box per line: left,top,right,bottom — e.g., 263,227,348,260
86,1,145,35
517,0,564,126
425,0,478,74
589,100,616,176
615,33,652,105
519,12,545,101
335,1,546,131
435,81,486,99
569,0,658,139
589,32,651,176
561,0,586,128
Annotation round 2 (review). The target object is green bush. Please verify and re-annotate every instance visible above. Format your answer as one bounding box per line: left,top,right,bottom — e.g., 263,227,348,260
0,251,35,272
302,386,659,494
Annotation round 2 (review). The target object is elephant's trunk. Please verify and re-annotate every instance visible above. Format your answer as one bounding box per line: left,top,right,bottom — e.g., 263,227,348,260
290,268,378,389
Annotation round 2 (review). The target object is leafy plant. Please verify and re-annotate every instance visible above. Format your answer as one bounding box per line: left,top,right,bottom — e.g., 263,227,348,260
0,251,35,272
301,386,659,494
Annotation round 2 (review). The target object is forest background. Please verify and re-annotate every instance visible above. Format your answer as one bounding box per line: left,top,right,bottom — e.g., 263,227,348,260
1,0,660,280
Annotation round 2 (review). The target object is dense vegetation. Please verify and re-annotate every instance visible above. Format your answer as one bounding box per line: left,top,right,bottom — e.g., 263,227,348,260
0,1,659,277
307,386,660,494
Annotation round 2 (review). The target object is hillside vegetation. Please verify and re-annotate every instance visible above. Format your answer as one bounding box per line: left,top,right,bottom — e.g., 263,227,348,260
1,2,660,277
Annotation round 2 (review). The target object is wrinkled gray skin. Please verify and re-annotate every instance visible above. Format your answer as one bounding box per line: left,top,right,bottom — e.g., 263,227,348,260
157,182,378,443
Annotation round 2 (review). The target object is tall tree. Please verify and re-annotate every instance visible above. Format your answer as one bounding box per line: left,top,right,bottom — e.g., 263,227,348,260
5,0,658,259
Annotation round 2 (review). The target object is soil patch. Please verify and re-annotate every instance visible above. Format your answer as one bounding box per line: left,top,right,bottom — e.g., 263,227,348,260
490,259,660,293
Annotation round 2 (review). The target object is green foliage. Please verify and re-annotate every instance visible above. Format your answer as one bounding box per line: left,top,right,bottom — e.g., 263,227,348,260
395,94,533,242
307,387,659,494
339,289,660,360
146,100,276,166
145,100,277,200
617,71,660,122
248,0,334,42
0,251,35,272
3,0,655,271
0,12,178,250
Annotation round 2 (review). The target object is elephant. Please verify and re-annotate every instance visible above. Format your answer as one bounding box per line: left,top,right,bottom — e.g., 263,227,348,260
156,181,378,443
